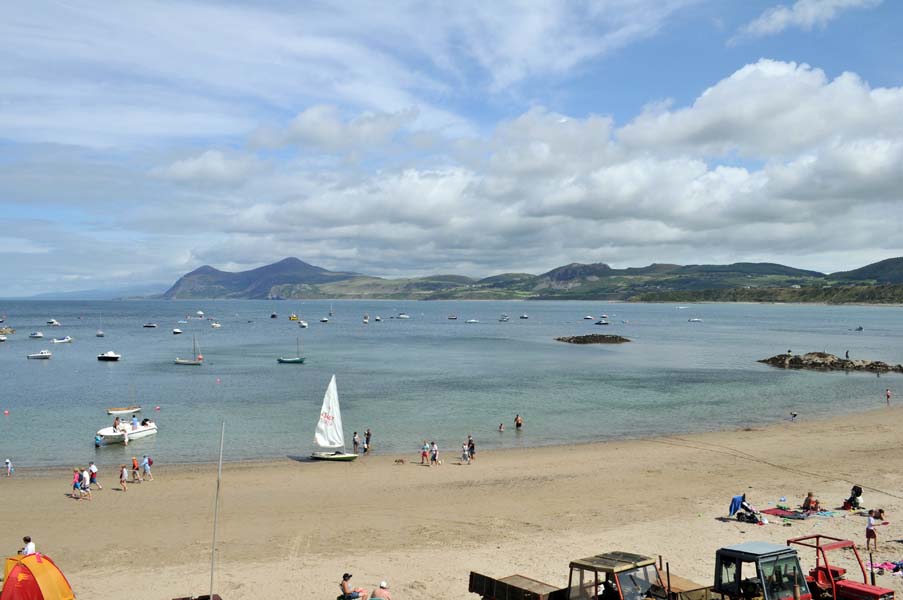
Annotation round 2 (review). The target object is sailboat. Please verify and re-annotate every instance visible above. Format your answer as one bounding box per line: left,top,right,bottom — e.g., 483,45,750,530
277,337,305,364
96,314,105,338
174,335,204,365
311,375,357,461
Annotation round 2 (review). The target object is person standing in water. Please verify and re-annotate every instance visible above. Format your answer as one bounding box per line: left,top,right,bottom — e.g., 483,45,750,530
886,389,892,406
514,414,523,430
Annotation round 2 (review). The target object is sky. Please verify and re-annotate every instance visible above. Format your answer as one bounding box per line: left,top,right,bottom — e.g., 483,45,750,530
2,0,902,296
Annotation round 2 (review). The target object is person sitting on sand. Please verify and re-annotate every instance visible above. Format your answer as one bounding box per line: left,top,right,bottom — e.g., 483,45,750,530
340,573,369,600
802,492,821,511
372,581,392,600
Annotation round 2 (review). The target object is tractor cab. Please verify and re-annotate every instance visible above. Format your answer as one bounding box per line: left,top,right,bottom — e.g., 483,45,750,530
714,542,811,600
567,551,668,600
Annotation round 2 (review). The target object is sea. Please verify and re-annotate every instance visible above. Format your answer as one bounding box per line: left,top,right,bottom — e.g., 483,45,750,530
0,299,899,468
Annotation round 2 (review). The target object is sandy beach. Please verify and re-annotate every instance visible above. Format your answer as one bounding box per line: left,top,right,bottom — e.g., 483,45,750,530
3,406,903,600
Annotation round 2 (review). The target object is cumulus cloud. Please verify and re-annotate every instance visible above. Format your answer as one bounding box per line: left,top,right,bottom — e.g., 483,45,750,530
733,0,882,41
152,150,261,185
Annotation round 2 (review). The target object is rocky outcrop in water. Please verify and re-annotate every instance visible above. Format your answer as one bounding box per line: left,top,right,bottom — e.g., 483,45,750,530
759,352,903,373
556,334,631,344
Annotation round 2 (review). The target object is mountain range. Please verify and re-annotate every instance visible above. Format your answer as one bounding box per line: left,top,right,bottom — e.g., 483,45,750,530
160,256,903,302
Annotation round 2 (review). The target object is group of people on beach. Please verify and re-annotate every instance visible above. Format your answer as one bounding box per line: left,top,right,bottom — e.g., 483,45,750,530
339,572,392,600
352,428,373,455
70,461,102,500
119,455,154,491
69,456,153,498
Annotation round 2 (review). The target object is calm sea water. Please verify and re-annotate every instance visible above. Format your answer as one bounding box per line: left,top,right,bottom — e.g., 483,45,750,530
0,300,899,467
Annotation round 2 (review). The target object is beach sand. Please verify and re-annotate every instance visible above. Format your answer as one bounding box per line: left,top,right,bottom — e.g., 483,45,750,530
3,406,903,600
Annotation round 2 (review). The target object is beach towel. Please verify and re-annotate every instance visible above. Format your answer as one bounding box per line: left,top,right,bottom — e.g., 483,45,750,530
762,508,809,520
729,495,743,516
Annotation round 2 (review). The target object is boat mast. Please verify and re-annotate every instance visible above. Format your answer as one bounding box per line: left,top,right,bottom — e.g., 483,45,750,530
209,420,225,597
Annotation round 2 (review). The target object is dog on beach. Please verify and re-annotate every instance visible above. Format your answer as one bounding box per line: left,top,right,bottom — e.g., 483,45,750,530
394,458,406,465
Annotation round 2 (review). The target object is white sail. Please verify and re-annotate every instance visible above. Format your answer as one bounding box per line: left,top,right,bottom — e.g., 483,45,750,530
314,375,345,450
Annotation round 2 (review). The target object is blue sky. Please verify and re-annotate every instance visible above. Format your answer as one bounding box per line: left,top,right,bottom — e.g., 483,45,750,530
1,0,902,295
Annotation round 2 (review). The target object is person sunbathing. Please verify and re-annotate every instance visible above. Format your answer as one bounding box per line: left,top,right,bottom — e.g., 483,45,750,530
340,573,369,600
802,492,821,511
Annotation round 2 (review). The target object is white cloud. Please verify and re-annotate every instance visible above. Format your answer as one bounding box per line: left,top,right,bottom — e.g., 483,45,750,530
153,151,261,185
734,0,882,41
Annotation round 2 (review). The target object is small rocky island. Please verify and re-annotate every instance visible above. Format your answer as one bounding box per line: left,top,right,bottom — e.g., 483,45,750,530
556,334,631,344
759,352,903,373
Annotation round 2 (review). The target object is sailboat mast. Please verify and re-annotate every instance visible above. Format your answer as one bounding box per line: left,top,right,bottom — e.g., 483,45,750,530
210,420,225,597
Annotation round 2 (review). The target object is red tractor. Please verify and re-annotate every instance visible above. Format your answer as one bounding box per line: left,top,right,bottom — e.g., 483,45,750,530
787,535,893,600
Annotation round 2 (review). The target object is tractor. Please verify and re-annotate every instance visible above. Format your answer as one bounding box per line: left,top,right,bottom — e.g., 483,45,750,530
786,535,893,600
713,541,812,600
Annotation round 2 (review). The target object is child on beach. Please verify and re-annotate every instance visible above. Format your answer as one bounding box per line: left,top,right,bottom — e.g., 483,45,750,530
866,509,889,551
420,440,430,465
71,469,82,500
120,465,129,491
461,442,470,464
4,459,12,477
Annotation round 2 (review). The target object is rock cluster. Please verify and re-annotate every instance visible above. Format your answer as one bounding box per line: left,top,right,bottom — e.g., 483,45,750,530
759,352,903,373
556,334,631,344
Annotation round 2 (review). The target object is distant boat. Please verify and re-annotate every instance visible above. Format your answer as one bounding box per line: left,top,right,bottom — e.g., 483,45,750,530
97,351,121,362
289,313,299,321
595,320,610,326
298,320,309,328
106,406,140,415
96,314,104,338
519,314,528,319
465,319,479,324
319,317,329,323
448,315,458,320
397,313,411,319
210,321,221,329
583,315,594,320
174,336,203,366
311,375,357,461
27,349,52,360
0,335,6,342
173,328,183,335
177,319,188,324
855,325,864,331
363,314,369,324
0,315,4,323
51,335,73,344
29,331,44,339
329,304,334,317
499,314,510,322
374,316,382,322
688,318,703,323
270,312,278,319
277,337,305,364
143,323,158,328
600,314,609,319
196,310,204,317
47,318,61,327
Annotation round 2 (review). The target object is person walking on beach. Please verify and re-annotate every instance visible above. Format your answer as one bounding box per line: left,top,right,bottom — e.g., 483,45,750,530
131,457,142,483
141,455,153,481
20,536,35,556
80,467,92,501
4,458,12,477
420,440,430,465
461,441,471,464
353,432,360,455
88,461,102,489
468,435,476,462
866,509,887,551
365,428,372,454
119,464,129,491
71,468,82,500
430,441,439,466
886,389,892,406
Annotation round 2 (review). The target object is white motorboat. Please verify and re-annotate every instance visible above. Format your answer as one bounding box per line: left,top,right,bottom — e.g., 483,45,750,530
95,419,157,446
688,318,703,323
174,336,203,365
47,318,61,327
27,349,52,359
210,321,222,329
143,323,158,328
106,406,141,415
499,313,510,322
595,320,610,326
519,314,529,319
584,315,595,320
172,328,183,335
600,314,609,319
465,319,479,324
448,315,458,320
298,320,309,328
196,310,205,317
311,375,357,461
97,351,121,361
29,331,44,339
319,317,329,323
51,335,73,343
396,312,410,319
363,314,369,324
0,335,6,342
374,316,382,322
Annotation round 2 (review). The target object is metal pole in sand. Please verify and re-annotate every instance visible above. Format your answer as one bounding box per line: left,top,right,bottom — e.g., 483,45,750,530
210,420,225,598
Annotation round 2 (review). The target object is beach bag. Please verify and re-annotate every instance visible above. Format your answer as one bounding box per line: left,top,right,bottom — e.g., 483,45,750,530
148,457,154,467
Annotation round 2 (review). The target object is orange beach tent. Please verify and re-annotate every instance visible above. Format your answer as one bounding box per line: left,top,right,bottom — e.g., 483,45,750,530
1,554,74,600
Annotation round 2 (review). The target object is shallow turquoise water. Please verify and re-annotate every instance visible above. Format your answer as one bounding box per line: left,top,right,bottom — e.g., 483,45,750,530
0,299,899,467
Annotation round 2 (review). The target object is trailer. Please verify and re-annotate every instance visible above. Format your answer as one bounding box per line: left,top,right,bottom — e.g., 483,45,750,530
787,535,893,600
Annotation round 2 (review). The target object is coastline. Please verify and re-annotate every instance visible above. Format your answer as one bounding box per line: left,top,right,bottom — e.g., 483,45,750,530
4,404,903,600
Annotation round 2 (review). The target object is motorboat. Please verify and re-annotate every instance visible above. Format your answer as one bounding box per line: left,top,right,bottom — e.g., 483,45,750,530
172,328,183,335
595,320,610,326
0,335,6,342
143,323,158,328
270,313,278,319
363,314,369,324
177,319,189,324
196,310,204,317
174,336,203,365
319,317,329,323
499,314,510,322
584,315,594,320
519,314,529,319
47,318,61,327
311,375,357,461
289,313,299,321
600,314,609,319
106,406,141,415
29,331,44,339
27,349,52,360
95,419,157,446
97,351,121,362
448,315,458,320
210,321,221,328
298,320,309,328
277,337,305,364
51,335,73,344
465,319,479,324
688,318,703,323
396,313,411,319
374,316,382,322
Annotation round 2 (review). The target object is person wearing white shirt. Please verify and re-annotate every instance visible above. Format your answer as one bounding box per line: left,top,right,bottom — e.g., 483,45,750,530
21,536,35,555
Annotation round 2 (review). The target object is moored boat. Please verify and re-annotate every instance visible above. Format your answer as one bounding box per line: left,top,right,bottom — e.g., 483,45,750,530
277,337,305,364
174,336,203,365
29,331,44,339
172,328,183,335
51,335,73,343
47,318,61,327
106,406,141,415
0,335,6,342
289,313,299,321
519,314,528,319
95,419,157,446
143,323,158,328
27,349,52,360
311,375,357,461
97,351,121,361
